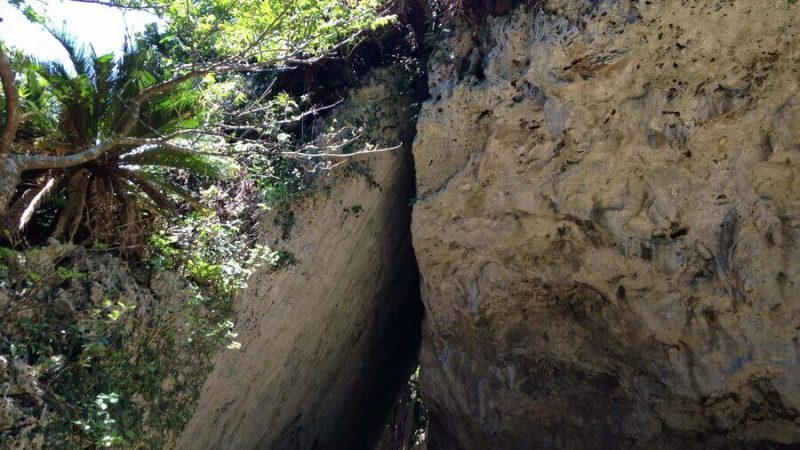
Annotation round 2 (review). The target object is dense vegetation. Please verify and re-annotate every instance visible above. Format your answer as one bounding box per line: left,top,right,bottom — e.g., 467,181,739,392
0,0,404,447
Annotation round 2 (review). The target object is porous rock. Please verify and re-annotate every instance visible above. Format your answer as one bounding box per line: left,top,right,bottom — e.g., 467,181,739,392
411,1,800,448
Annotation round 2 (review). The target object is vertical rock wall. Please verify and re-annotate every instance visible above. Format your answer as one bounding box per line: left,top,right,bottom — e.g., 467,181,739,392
178,69,422,450
411,1,800,448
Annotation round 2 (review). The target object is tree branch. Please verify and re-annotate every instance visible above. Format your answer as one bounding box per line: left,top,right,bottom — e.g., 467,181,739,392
0,45,20,157
279,144,403,159
16,138,123,171
64,0,165,12
6,25,368,174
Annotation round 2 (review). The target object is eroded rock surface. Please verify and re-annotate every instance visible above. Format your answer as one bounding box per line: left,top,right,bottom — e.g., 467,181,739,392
0,243,199,448
412,1,800,448
178,69,423,450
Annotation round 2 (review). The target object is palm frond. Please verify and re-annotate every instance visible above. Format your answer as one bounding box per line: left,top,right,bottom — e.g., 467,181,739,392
37,60,72,81
88,175,115,241
92,51,115,131
110,175,146,254
34,64,96,146
138,93,200,136
130,169,205,210
53,169,91,241
6,173,66,232
15,67,60,141
33,32,115,145
47,27,95,78
121,146,232,178
117,170,177,213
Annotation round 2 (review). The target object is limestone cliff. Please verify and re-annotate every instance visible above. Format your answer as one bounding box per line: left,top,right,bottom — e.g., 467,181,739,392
411,1,800,448
0,243,207,449
178,69,423,450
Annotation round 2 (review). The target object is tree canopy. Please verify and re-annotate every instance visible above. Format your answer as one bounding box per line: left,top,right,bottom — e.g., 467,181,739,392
10,0,394,63
0,1,405,447
0,0,397,245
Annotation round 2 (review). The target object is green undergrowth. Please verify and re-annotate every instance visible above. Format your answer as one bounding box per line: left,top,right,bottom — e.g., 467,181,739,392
0,46,424,450
0,183,292,449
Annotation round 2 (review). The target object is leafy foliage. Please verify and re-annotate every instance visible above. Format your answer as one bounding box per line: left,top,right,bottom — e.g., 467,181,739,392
0,1,405,449
0,196,286,448
149,184,293,296
162,0,393,58
1,0,399,248
4,30,231,251
11,0,395,64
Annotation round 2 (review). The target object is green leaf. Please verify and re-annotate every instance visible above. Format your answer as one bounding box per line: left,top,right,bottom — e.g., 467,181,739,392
27,271,43,282
122,147,233,179
57,266,86,280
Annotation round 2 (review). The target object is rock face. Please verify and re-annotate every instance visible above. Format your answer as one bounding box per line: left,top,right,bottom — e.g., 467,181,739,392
0,355,46,450
411,1,800,448
178,69,423,450
0,243,203,448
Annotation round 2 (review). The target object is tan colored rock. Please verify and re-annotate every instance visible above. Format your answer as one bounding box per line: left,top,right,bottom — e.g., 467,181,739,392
178,69,422,450
0,356,46,450
0,243,205,448
412,1,800,448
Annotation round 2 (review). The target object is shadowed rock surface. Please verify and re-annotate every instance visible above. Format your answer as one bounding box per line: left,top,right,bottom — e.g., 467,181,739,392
178,69,423,450
411,1,800,448
176,1,800,448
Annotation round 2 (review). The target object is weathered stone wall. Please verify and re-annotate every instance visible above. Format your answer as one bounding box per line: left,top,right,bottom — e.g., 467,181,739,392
0,243,199,449
178,69,423,450
411,1,800,448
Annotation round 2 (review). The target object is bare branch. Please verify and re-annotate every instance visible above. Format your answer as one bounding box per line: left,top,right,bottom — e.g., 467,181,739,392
279,144,403,159
232,98,344,122
64,0,164,12
16,138,123,171
118,137,195,154
0,45,20,157
119,135,403,161
4,21,371,177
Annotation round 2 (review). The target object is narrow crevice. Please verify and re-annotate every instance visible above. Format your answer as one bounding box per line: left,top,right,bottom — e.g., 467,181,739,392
352,14,438,448
365,113,430,450
332,137,426,450
272,8,435,448
333,33,433,442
